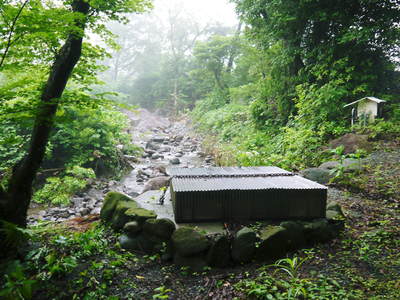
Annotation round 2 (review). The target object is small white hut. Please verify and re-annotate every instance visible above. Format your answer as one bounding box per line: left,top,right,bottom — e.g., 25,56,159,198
344,96,386,125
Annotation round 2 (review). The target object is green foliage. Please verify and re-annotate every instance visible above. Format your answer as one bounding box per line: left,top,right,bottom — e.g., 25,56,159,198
0,260,37,300
152,286,172,299
236,257,363,299
32,166,95,205
0,220,34,249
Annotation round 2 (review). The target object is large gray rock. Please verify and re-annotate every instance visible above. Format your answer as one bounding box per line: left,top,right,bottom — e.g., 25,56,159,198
172,227,210,257
256,226,287,260
146,141,160,151
142,176,170,193
206,234,231,268
319,158,364,172
231,227,257,263
300,168,333,184
143,218,176,241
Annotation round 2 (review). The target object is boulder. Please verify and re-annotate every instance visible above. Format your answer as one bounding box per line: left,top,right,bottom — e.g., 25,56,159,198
326,201,344,215
111,200,156,230
256,226,287,260
125,207,157,225
100,191,133,222
119,234,157,253
143,218,176,241
146,141,160,151
173,253,208,272
142,176,170,193
172,227,210,257
329,133,372,154
319,158,364,172
280,221,306,250
300,168,333,185
123,221,142,236
110,200,139,230
169,158,180,165
231,227,257,263
304,219,336,243
151,136,165,143
206,234,231,268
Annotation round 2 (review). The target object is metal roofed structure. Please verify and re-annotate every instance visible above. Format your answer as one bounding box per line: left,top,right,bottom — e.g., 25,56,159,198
167,166,327,223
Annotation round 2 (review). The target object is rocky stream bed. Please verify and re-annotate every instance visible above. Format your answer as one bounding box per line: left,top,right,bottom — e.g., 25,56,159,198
28,109,214,225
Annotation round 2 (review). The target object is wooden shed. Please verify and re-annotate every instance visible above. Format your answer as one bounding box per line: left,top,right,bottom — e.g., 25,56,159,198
167,167,327,223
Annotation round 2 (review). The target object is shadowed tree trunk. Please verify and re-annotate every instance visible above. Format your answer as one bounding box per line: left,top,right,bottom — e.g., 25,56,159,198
0,0,90,229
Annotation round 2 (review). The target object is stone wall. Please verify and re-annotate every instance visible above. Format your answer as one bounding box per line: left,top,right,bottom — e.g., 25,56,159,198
100,192,345,271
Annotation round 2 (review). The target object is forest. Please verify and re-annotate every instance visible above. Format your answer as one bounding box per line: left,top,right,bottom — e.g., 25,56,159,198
0,0,399,299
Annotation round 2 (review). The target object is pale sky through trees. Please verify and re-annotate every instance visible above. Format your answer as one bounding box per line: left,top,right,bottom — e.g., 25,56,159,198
153,0,238,26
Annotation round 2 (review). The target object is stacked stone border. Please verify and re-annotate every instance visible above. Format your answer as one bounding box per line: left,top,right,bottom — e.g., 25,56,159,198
100,191,345,271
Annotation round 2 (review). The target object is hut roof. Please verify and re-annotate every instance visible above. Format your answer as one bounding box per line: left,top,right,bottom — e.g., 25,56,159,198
344,96,386,108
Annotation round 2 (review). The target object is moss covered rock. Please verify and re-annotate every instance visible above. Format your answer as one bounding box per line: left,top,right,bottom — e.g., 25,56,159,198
118,234,157,253
173,253,208,272
100,192,134,222
172,227,210,257
231,227,257,263
280,221,306,250
143,218,176,241
111,201,139,230
123,221,142,236
304,219,336,243
256,226,287,260
206,234,231,268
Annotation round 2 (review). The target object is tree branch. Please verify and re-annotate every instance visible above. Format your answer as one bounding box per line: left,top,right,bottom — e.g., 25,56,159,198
0,0,30,69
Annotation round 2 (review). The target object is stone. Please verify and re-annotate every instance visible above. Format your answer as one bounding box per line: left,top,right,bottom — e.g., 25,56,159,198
172,227,210,257
119,234,157,253
326,201,344,216
319,158,364,172
175,153,183,157
326,210,341,220
79,208,90,216
280,221,306,250
304,219,336,243
329,133,372,154
151,136,165,143
151,153,163,160
123,221,142,235
159,146,171,153
143,218,176,241
146,141,160,151
231,227,257,263
173,254,208,272
256,226,287,260
142,176,170,193
110,201,139,230
125,207,157,225
206,234,231,268
100,191,134,222
169,158,180,165
300,168,333,185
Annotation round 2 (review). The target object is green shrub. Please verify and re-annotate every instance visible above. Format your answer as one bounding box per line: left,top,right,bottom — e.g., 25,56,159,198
33,166,95,206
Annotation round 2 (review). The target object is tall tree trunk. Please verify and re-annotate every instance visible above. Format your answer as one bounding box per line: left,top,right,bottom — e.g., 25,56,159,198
0,0,90,228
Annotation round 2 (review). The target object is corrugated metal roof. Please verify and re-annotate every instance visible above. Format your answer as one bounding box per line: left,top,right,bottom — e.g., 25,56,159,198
167,166,292,177
172,175,327,192
344,96,386,108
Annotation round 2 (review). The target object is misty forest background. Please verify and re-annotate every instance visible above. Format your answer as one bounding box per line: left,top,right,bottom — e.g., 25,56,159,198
0,0,400,299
